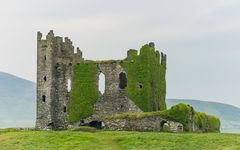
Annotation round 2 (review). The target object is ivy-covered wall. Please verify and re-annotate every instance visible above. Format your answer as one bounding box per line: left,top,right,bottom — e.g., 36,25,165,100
68,62,99,123
120,44,167,111
68,44,167,124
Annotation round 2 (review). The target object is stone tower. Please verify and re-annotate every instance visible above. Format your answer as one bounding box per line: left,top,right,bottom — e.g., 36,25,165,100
36,31,82,130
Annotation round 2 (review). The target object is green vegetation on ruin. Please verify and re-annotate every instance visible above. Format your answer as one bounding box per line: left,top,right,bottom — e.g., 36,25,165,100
68,62,99,123
120,44,166,112
68,44,167,123
0,129,240,150
208,115,221,132
108,103,220,132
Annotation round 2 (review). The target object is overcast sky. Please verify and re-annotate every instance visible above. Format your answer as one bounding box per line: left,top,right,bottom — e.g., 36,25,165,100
1,0,240,107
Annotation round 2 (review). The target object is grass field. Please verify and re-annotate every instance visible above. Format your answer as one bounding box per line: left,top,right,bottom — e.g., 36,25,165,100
0,129,240,150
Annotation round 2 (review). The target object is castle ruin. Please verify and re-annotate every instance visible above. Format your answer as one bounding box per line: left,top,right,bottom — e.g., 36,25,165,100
35,31,220,132
36,31,167,130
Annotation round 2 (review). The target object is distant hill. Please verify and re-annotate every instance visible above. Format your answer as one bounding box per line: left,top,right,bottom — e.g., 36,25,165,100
0,72,36,128
167,99,240,133
0,71,240,133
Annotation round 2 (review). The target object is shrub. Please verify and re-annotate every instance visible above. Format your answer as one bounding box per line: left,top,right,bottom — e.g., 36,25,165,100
159,103,193,130
207,115,221,132
194,112,208,131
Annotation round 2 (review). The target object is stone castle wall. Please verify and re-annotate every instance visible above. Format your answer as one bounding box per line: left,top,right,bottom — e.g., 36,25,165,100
105,116,183,132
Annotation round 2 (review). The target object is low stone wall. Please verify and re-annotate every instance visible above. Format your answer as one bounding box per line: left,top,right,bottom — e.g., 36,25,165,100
105,116,183,132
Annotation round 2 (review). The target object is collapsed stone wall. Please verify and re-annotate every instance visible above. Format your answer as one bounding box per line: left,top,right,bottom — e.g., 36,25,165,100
105,116,183,132
104,103,220,133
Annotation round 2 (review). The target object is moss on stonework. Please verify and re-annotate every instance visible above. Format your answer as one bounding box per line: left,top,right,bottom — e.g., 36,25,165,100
160,103,193,130
120,44,166,111
68,62,99,123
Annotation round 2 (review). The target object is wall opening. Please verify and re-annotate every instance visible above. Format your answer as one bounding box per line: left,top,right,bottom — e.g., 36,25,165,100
64,106,67,113
89,121,102,129
119,72,127,89
160,120,167,129
67,79,71,92
178,125,183,131
43,76,47,82
99,72,105,94
44,55,47,60
42,95,46,102
138,83,143,89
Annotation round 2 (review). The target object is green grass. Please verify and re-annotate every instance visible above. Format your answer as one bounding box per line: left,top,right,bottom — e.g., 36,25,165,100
0,130,240,150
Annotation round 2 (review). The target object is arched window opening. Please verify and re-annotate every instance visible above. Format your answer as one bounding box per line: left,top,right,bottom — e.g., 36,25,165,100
99,73,105,94
119,72,127,89
63,106,67,113
42,95,46,102
67,79,71,92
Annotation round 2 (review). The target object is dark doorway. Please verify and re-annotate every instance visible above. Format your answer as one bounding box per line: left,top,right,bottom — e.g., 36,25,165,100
160,120,167,129
89,121,102,129
119,72,127,89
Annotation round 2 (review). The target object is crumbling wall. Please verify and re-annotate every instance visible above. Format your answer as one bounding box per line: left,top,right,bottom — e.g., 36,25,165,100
105,103,220,132
69,61,142,124
105,116,183,132
92,62,143,120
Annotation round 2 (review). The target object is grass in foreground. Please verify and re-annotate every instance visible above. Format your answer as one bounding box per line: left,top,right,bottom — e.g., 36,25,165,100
0,130,240,150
